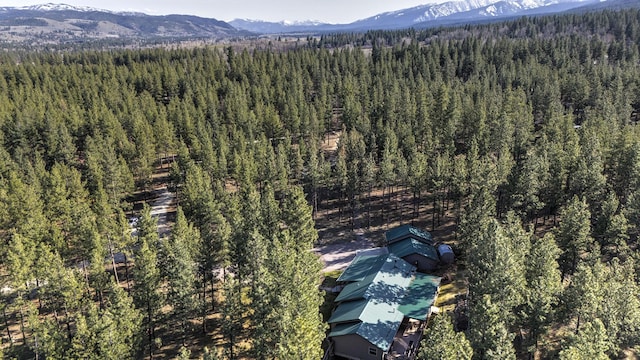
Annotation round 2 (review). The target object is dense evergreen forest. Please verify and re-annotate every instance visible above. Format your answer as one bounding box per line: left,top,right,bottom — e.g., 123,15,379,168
2,7,640,359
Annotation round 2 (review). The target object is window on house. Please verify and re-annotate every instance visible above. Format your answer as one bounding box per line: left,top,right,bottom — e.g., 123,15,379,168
369,347,377,356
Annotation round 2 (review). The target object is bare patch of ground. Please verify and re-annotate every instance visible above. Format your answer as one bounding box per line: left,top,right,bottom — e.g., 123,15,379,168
313,230,375,273
321,130,342,153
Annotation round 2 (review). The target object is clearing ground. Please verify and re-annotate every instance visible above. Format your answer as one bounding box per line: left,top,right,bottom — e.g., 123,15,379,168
313,229,375,273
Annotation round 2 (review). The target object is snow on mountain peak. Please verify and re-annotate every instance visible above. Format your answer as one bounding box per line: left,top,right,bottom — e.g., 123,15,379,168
281,19,324,26
483,4,499,15
21,3,104,12
407,0,496,21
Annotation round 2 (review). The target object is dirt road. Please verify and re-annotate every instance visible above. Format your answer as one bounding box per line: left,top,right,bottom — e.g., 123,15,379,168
150,183,175,237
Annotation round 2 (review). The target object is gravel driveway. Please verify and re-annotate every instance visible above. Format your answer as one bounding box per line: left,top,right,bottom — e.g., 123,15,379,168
313,229,375,273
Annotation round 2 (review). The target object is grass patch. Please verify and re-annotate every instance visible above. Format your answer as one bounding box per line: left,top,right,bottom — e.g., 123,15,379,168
435,268,467,313
321,270,342,288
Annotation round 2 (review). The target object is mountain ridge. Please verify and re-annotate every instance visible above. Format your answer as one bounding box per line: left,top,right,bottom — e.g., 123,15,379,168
231,0,610,33
0,3,248,46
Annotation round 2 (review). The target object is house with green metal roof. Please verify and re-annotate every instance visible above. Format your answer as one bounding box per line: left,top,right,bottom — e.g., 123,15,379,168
335,254,414,303
388,238,440,273
336,253,390,283
398,273,441,321
327,253,441,360
328,299,404,356
385,224,434,246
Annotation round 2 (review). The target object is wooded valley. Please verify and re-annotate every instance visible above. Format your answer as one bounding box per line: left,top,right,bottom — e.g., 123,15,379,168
1,8,640,359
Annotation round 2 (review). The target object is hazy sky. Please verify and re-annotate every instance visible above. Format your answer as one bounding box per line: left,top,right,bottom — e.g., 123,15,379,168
1,1,437,23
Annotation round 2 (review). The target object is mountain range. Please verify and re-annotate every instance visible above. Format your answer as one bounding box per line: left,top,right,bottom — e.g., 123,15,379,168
0,0,639,46
231,0,628,33
0,3,247,46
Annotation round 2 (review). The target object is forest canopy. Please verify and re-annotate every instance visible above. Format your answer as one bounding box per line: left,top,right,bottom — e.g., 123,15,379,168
1,7,640,359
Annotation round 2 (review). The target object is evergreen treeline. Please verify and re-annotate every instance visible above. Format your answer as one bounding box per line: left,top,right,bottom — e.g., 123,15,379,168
1,7,640,359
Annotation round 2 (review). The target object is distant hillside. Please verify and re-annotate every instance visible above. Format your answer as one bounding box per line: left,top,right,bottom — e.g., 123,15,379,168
568,0,640,11
0,4,250,46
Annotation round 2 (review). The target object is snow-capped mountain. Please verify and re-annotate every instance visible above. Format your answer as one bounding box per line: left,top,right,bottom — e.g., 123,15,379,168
0,3,248,45
457,0,593,18
374,0,498,23
232,0,610,33
19,3,101,12
477,1,532,17
347,0,596,28
0,3,147,17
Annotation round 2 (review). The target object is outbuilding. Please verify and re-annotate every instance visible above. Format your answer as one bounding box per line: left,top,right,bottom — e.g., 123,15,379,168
385,224,434,246
388,238,440,273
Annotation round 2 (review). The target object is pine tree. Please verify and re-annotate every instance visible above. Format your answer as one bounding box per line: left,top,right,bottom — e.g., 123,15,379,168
459,185,495,253
177,346,191,360
37,245,84,346
163,207,200,345
593,192,629,256
87,231,110,308
361,152,377,227
2,171,49,247
65,290,140,360
417,313,473,360
132,204,163,357
467,219,526,321
84,134,135,210
568,130,607,211
468,294,516,360
282,185,317,250
556,196,593,279
274,231,325,359
564,261,606,334
335,144,349,222
69,303,100,360
221,275,243,360
599,258,640,353
524,233,562,352
6,232,36,295
559,319,610,360
45,163,96,259
624,190,640,237
29,299,68,359
235,182,264,274
98,284,143,359
260,184,281,240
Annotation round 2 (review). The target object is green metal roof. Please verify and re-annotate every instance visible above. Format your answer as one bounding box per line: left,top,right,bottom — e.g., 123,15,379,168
388,238,440,262
328,248,442,351
385,224,434,245
328,322,361,337
335,254,415,303
328,299,368,323
398,274,441,320
336,254,388,283
328,299,404,351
